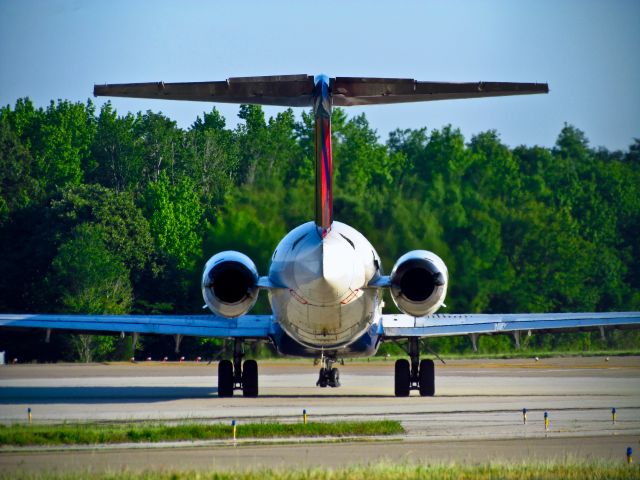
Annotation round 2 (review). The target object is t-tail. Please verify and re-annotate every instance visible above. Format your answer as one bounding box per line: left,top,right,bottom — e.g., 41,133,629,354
94,74,548,234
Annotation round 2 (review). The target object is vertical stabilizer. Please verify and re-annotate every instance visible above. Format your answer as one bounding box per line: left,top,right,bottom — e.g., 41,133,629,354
313,75,333,237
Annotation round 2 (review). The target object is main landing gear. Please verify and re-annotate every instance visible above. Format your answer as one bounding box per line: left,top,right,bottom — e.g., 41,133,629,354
218,339,258,397
316,354,341,388
394,338,435,397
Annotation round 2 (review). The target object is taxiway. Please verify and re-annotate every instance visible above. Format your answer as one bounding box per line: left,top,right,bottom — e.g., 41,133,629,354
1,356,639,473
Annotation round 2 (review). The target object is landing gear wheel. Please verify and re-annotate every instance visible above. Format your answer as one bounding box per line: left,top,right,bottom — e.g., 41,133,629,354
418,359,435,397
218,359,234,397
328,367,340,387
242,359,258,397
394,359,410,397
317,368,328,387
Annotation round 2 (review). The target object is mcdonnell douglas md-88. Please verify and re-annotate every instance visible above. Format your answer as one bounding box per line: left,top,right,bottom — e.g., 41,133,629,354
1,75,639,397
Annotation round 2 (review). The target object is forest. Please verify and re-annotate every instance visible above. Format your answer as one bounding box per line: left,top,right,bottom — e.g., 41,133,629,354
0,98,638,362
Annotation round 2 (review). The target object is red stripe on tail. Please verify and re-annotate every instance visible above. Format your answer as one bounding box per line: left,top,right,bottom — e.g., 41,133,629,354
315,115,333,237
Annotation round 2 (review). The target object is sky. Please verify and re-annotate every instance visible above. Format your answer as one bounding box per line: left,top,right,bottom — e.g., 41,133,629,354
1,0,639,151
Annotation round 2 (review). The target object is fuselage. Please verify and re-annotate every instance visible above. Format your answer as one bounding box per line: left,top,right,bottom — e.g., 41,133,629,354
268,221,383,356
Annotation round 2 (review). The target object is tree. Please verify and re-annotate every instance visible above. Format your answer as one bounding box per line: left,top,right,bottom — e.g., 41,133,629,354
1,98,96,195
143,172,204,272
90,103,142,192
46,224,132,362
49,184,154,279
236,104,267,185
134,110,182,184
0,116,40,223
184,108,239,210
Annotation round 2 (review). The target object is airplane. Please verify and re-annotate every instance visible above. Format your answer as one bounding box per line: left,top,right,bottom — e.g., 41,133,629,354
1,74,639,397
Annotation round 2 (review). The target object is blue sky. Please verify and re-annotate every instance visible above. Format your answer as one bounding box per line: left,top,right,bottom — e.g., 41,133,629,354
1,0,638,150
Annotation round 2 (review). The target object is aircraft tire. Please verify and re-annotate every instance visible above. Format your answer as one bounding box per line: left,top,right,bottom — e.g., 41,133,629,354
418,359,435,396
218,360,234,397
394,359,410,397
242,359,259,397
318,368,328,387
329,367,340,387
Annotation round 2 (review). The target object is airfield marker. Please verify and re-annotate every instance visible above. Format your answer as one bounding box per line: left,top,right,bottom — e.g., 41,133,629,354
232,419,237,441
544,411,549,431
303,409,308,425
27,407,32,424
522,408,527,424
627,447,633,464
612,407,617,424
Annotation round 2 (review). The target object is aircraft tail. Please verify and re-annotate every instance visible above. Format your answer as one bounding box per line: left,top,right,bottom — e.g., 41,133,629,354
94,74,548,238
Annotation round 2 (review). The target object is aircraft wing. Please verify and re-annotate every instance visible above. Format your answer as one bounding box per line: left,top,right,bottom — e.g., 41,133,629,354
94,75,548,107
380,312,640,338
0,314,273,339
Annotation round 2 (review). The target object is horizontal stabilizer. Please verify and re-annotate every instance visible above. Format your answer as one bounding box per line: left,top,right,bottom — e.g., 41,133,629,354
94,75,316,107
94,75,548,107
332,78,549,106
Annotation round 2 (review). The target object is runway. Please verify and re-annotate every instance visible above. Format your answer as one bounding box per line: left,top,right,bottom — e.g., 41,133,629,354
1,356,639,473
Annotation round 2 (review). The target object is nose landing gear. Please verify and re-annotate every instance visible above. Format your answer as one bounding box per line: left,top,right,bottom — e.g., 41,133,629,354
316,354,341,388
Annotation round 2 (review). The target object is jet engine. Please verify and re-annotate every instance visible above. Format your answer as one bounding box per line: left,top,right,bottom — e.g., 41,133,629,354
389,250,448,317
202,251,259,318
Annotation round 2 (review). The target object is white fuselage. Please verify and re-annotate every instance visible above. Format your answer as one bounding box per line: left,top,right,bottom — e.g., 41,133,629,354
268,221,383,350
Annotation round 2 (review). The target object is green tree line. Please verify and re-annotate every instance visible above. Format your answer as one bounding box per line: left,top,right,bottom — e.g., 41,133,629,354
0,98,638,361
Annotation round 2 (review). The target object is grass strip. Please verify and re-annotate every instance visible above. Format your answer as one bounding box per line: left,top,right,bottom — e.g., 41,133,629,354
0,420,403,446
367,350,640,361
1,462,638,480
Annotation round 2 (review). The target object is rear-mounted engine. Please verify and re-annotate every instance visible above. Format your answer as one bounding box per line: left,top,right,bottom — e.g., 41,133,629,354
389,250,448,317
202,251,259,318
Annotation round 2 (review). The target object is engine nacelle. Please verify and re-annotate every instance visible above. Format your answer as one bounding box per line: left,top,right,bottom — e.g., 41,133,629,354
389,250,448,317
202,251,259,318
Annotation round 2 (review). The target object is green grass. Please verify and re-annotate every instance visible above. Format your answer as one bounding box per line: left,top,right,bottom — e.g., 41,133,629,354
1,462,638,480
0,420,403,446
201,350,638,365
444,349,640,360
365,350,640,361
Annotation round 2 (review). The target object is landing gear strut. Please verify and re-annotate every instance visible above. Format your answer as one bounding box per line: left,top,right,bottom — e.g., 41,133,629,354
316,353,340,388
394,338,434,397
218,339,258,397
